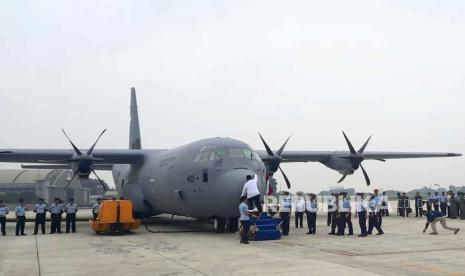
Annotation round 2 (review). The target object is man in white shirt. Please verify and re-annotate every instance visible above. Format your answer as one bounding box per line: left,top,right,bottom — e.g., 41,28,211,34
241,174,262,213
327,193,336,227
295,193,305,228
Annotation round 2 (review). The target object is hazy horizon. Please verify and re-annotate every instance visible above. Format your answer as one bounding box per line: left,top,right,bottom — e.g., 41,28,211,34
1,1,464,193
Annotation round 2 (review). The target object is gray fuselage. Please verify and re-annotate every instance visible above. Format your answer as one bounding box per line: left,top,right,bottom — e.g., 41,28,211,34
112,137,267,219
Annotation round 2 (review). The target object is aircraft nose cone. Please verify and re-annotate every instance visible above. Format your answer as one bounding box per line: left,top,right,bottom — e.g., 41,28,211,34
215,169,258,218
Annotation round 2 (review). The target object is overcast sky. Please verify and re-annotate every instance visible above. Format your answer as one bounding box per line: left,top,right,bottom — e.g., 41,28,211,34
1,0,464,193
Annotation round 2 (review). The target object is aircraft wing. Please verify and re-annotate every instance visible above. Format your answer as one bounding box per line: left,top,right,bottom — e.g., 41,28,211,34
0,149,149,164
257,150,461,163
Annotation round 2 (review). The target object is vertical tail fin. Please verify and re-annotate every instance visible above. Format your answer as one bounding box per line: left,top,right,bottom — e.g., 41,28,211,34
129,87,142,150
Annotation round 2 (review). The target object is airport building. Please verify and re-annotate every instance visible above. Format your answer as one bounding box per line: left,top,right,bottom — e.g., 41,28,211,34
0,169,106,204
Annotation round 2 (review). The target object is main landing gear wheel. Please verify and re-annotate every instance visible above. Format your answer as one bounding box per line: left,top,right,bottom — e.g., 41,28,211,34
213,217,226,233
227,218,239,233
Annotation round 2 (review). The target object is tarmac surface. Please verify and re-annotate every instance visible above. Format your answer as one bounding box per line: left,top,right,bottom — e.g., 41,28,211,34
1,209,464,276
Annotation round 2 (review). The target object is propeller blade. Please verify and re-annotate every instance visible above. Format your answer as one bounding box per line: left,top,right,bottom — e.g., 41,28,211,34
375,159,386,162
91,169,108,192
342,131,356,154
63,171,78,190
360,164,371,186
337,173,348,183
276,135,291,156
258,132,274,156
358,135,372,154
86,129,107,156
61,129,82,156
278,166,291,189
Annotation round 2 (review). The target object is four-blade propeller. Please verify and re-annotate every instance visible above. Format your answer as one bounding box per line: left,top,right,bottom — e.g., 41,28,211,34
61,129,108,191
258,133,292,189
339,131,384,186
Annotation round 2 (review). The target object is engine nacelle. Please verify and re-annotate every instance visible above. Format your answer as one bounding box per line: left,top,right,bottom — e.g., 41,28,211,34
70,159,93,178
321,157,354,173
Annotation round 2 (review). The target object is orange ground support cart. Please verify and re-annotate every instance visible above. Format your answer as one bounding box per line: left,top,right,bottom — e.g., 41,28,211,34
90,200,141,235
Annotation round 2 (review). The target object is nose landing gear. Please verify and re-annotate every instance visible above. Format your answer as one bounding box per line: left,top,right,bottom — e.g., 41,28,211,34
212,217,239,233
213,217,226,233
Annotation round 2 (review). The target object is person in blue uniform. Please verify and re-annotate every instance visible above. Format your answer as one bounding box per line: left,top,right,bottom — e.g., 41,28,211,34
337,192,352,236
64,198,78,233
440,192,448,216
373,189,383,226
15,198,27,236
305,193,318,234
336,193,346,236
239,196,252,244
49,198,64,234
356,193,368,237
423,209,460,235
414,192,423,217
280,191,292,236
426,192,433,211
0,200,9,236
33,198,48,235
294,193,305,229
432,192,440,211
328,196,339,235
367,194,384,235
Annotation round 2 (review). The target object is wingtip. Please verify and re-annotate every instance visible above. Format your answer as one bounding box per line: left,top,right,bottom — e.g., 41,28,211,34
448,153,462,157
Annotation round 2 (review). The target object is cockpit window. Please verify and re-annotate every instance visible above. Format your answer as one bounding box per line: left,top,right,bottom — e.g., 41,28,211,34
252,152,261,161
193,147,259,162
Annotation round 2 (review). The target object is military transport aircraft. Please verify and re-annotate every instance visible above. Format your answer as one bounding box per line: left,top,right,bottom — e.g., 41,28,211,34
0,88,461,232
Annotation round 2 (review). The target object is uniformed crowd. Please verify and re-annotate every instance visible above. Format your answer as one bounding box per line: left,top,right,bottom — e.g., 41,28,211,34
0,197,102,236
406,191,465,219
239,175,389,240
283,189,386,237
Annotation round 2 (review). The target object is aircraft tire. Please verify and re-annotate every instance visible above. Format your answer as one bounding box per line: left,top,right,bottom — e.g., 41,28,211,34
227,218,239,233
213,217,226,233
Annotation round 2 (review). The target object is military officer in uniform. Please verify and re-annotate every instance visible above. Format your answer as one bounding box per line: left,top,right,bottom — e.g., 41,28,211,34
328,196,339,235
33,198,48,235
356,193,368,237
373,189,383,226
294,193,305,229
338,192,353,236
305,193,318,235
49,198,64,234
15,198,27,236
367,194,384,235
414,192,423,218
64,198,78,233
279,191,292,236
0,200,9,236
